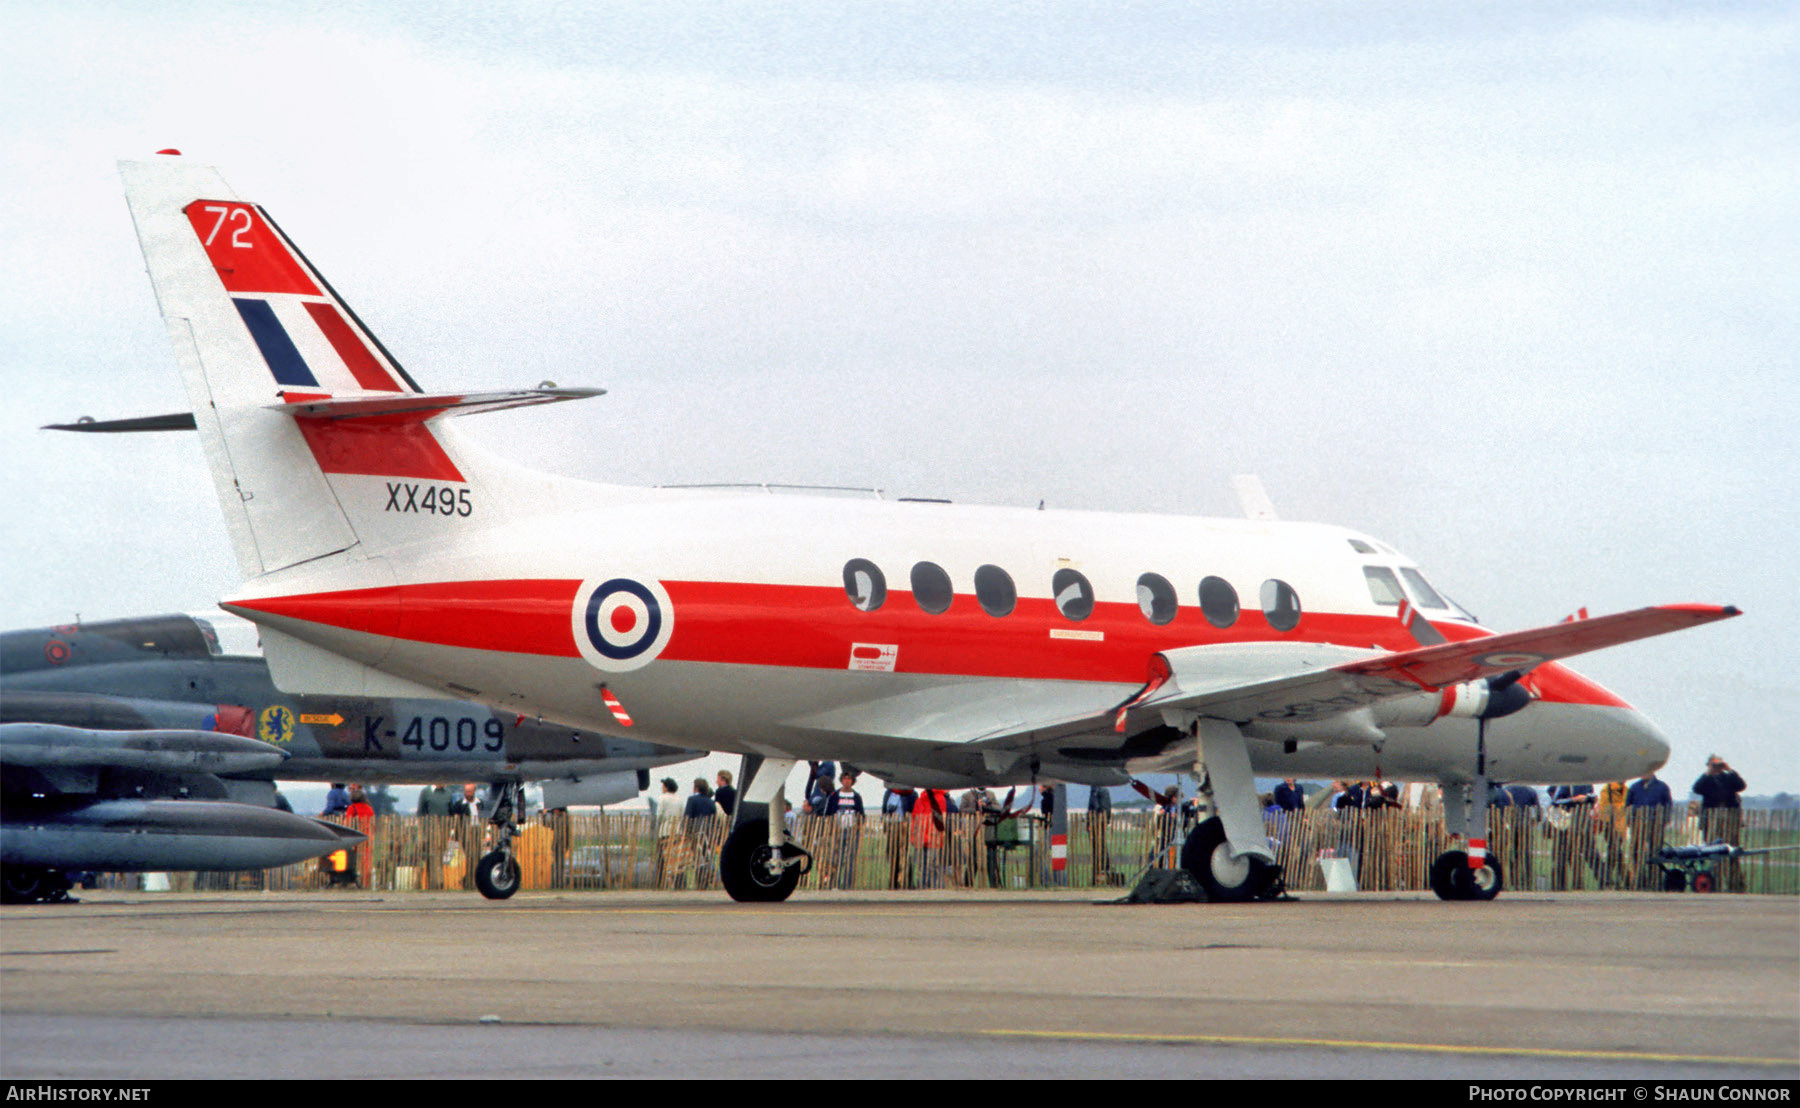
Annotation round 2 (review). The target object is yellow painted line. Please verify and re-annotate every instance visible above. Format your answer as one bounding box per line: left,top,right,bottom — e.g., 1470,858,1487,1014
977,1028,1798,1068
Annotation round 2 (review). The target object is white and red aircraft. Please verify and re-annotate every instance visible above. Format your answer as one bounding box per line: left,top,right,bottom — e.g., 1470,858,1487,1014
115,153,1738,903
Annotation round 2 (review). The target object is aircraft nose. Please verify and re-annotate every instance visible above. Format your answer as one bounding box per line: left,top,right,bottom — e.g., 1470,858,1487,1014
1624,707,1672,775
1583,700,1672,780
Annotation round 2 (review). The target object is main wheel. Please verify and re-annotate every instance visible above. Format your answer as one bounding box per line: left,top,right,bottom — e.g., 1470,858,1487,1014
1430,851,1466,900
1662,870,1688,893
475,850,521,900
720,818,802,903
1691,870,1717,894
1179,817,1277,902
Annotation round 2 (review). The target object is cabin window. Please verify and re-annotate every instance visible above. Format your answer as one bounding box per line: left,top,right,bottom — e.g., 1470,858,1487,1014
911,562,954,615
843,559,886,611
1400,568,1450,610
974,564,1017,617
1136,573,1177,625
1052,568,1094,621
1363,566,1405,607
1260,579,1302,632
1199,576,1239,629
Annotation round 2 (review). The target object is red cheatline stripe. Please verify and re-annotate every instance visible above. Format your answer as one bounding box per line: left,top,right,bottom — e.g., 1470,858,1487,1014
226,578,1629,704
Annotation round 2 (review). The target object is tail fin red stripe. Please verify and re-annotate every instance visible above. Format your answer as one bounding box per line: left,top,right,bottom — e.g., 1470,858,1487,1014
302,302,404,392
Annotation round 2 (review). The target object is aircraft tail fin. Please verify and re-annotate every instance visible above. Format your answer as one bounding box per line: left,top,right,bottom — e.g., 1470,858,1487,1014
120,154,600,579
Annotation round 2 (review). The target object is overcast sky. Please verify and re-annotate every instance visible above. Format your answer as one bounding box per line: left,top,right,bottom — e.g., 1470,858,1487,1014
3,2,1794,792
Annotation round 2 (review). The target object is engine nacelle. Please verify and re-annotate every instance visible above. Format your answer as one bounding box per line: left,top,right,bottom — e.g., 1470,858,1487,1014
1371,674,1533,729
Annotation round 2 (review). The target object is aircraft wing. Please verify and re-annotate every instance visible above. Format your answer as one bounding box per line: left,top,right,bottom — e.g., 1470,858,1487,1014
1130,602,1742,728
787,604,1741,775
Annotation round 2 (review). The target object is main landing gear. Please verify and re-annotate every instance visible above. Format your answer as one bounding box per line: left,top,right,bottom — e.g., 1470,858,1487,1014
718,757,812,903
720,818,811,902
475,781,524,900
1176,718,1284,902
1181,816,1282,901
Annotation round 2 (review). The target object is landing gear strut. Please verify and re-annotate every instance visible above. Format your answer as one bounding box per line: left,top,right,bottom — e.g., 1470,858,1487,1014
475,781,524,900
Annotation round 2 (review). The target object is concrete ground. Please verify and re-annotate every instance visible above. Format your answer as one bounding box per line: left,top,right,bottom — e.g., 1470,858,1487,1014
2,888,1795,1079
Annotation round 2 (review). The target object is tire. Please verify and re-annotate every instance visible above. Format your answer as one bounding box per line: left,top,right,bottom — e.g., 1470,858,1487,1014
1692,870,1716,894
474,850,521,900
1,868,53,904
1430,851,1467,901
1451,852,1503,901
1662,870,1688,893
720,818,801,903
1179,817,1276,902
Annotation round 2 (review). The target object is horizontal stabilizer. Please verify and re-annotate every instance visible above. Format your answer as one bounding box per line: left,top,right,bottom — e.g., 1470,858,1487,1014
43,412,198,433
274,387,604,421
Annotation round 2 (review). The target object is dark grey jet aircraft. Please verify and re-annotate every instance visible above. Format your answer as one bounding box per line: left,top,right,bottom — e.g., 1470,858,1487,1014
1,721,365,903
1,613,697,901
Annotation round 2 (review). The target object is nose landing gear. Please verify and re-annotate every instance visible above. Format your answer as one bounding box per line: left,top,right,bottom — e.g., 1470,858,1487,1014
1429,848,1502,901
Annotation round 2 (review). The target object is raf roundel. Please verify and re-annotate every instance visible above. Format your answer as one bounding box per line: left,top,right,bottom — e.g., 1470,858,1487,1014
572,577,675,673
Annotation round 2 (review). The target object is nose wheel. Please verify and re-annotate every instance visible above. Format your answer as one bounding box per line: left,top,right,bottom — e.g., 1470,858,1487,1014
473,781,524,900
1430,849,1502,901
475,849,521,899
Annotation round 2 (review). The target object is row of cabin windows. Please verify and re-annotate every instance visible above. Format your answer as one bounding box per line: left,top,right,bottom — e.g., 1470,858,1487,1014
842,559,1303,632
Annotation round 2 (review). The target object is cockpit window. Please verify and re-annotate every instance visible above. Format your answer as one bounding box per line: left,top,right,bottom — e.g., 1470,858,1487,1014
1363,566,1405,607
1348,539,1377,554
843,559,886,611
1399,567,1449,610
910,562,954,614
1051,568,1094,621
